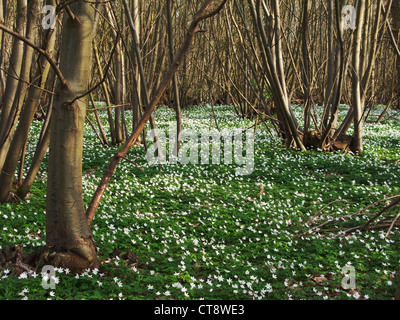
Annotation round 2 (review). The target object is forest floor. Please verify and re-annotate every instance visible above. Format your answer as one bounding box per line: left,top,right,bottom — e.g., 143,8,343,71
0,104,400,300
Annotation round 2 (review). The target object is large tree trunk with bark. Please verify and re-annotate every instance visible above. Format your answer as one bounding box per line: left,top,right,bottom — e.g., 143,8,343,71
43,1,98,273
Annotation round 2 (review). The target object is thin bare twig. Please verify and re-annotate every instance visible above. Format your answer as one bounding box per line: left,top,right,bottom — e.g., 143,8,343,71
298,195,400,238
119,156,142,171
385,211,400,238
306,199,349,225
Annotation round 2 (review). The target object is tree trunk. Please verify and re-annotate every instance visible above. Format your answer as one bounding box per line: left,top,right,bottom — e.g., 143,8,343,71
122,0,164,160
352,0,366,153
0,0,5,99
114,36,126,144
130,0,142,144
93,43,116,145
0,0,27,147
0,0,54,203
247,0,305,150
16,73,56,200
391,0,400,101
166,0,182,156
44,1,98,272
301,0,311,137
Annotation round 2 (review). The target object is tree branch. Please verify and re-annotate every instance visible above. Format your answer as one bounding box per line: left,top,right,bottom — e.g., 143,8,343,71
0,22,67,88
85,0,228,225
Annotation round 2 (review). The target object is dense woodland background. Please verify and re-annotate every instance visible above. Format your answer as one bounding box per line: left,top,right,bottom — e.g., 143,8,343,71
0,0,400,300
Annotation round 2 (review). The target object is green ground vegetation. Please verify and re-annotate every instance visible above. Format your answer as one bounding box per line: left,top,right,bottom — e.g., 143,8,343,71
0,105,399,300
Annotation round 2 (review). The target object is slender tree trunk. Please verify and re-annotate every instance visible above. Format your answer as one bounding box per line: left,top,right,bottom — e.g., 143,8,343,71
122,0,164,160
130,0,142,144
322,0,337,130
0,0,52,203
15,72,56,200
391,0,400,101
89,92,108,146
114,36,125,144
301,0,311,137
0,0,36,175
0,0,27,145
166,0,182,156
0,0,4,99
352,0,366,153
320,0,346,149
247,0,305,150
93,42,116,145
16,122,51,200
